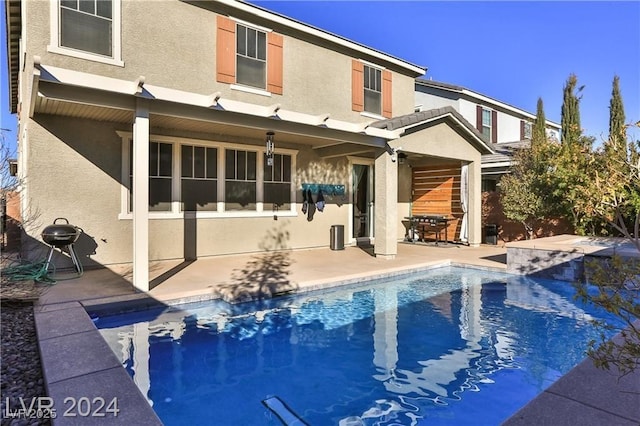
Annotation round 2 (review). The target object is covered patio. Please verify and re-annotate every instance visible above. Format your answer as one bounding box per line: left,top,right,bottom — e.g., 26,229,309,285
25,61,395,291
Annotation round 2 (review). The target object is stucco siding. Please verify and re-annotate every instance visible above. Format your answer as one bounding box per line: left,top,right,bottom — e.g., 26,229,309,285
398,122,482,163
458,98,479,127
23,116,131,266
22,0,415,123
496,110,526,142
415,90,459,113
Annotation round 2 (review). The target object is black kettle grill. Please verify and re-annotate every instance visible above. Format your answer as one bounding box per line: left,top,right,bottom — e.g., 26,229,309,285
42,218,83,277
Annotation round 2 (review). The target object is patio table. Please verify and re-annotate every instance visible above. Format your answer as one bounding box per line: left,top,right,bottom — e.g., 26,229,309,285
405,215,452,245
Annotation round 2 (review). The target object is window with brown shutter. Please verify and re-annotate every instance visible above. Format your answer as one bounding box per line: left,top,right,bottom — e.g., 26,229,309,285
352,60,391,117
216,16,236,84
476,105,483,131
520,120,525,140
479,107,492,141
267,32,283,94
217,16,284,94
491,110,498,143
352,60,364,112
382,70,392,118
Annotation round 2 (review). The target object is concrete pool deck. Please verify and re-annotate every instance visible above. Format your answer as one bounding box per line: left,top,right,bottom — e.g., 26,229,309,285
30,242,639,424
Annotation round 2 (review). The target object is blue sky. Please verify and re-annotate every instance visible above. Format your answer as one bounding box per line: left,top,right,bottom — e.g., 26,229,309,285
2,1,639,154
250,0,640,142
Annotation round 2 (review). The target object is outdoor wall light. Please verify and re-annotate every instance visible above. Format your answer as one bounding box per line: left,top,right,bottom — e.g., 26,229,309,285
266,131,275,166
390,146,403,163
398,152,407,165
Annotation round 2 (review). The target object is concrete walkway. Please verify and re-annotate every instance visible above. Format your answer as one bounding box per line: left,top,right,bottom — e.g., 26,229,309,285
37,242,507,306
31,242,639,425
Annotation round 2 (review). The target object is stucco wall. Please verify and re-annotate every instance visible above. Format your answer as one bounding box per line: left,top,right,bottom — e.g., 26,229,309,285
21,0,416,123
414,89,459,114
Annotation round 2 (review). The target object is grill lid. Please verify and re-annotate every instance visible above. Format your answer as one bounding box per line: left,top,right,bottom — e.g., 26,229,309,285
42,218,81,246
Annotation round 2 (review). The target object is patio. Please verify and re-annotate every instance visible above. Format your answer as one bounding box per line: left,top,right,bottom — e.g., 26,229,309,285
37,242,507,308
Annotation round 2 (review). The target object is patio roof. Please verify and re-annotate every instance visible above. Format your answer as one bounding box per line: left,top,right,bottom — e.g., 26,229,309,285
370,106,494,155
30,60,401,150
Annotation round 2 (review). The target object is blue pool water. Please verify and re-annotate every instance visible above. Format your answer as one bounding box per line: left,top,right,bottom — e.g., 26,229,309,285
96,267,619,425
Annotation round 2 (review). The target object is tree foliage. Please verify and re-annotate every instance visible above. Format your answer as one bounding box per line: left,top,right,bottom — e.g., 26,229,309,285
607,75,628,163
532,97,547,146
500,73,639,375
572,123,640,376
561,73,584,149
500,99,556,239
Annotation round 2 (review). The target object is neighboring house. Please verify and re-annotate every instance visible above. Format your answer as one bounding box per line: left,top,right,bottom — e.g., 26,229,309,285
414,79,569,243
5,0,492,291
414,79,561,190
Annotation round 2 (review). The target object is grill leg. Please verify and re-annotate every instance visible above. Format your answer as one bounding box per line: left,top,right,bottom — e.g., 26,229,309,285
68,244,83,276
44,246,55,272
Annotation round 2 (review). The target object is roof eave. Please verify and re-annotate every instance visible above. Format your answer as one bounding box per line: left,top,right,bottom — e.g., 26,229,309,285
193,0,426,76
5,0,21,114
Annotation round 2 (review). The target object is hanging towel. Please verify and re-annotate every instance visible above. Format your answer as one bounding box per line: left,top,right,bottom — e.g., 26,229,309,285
306,189,315,221
301,188,308,214
316,188,325,212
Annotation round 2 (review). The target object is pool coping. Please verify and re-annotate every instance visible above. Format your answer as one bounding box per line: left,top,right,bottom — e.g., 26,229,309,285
506,234,640,258
33,260,638,425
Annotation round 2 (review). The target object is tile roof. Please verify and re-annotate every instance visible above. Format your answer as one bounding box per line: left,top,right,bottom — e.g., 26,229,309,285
415,79,561,129
371,106,487,141
481,140,530,165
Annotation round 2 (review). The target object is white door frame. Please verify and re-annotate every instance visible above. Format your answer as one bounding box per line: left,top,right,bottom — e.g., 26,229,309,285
348,156,375,244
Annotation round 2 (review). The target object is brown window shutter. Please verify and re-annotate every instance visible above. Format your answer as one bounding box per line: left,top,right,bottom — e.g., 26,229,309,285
216,16,236,84
382,70,392,118
352,60,364,112
267,32,283,94
491,110,498,143
476,105,483,131
520,120,525,140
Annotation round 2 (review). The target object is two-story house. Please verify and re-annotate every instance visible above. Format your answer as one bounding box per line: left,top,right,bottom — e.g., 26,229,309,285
6,0,492,291
414,79,569,242
415,79,561,190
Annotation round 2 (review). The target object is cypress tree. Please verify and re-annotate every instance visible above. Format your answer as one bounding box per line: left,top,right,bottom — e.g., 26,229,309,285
532,97,546,146
561,73,583,147
607,75,627,159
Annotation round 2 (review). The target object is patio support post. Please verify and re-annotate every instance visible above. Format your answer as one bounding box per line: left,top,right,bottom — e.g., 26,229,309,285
132,98,150,292
468,160,482,246
374,149,398,259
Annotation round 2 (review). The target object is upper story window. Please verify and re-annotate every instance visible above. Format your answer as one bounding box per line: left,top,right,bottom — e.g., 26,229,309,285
50,0,123,66
363,65,382,115
217,16,283,95
522,121,533,140
236,24,267,89
476,106,497,143
351,60,392,118
60,0,112,56
481,108,492,139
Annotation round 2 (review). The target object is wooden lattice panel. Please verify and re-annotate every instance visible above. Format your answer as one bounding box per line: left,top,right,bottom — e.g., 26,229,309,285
411,162,463,241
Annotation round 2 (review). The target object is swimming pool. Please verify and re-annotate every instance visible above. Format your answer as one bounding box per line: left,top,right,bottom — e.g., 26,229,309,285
96,266,618,425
